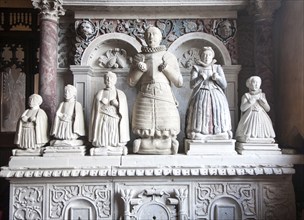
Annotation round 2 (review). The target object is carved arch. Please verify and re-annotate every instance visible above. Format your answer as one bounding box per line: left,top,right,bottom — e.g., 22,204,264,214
168,32,232,66
81,33,142,67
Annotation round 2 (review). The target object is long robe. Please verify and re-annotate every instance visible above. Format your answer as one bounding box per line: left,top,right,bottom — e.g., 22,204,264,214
186,64,231,136
51,101,85,140
89,88,130,147
14,108,49,149
235,92,275,142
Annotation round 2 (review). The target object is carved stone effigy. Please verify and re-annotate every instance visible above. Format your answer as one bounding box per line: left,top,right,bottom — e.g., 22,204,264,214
184,46,236,155
13,94,49,156
44,84,86,156
128,26,183,155
235,76,281,155
89,71,130,156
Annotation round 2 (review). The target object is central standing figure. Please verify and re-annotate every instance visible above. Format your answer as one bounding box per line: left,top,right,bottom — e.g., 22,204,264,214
128,26,183,154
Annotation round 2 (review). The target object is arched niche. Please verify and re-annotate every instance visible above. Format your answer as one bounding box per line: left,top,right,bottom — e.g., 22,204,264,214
168,32,232,66
81,33,142,67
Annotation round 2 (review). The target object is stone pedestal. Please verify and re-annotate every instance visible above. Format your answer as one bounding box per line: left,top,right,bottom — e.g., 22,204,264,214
185,139,237,155
1,154,302,220
236,142,282,155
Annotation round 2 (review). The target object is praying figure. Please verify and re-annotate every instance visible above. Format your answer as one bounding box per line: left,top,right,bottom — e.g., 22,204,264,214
235,76,275,143
128,26,183,154
89,71,130,155
186,46,232,140
51,84,86,143
14,94,49,152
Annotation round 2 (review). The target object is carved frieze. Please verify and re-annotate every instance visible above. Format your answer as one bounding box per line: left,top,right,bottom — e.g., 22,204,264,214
13,186,44,220
2,165,295,178
195,182,257,219
58,22,76,68
73,19,238,65
49,184,111,219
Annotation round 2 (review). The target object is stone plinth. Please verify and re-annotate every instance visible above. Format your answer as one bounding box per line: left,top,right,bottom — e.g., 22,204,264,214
185,139,237,155
236,142,282,155
1,154,303,220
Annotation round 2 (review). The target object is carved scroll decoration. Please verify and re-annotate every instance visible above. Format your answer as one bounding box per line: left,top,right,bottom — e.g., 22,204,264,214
195,183,257,219
50,184,111,219
73,19,238,65
13,186,44,220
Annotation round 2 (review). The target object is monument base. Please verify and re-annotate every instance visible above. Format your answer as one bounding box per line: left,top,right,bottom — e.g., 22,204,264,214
43,146,87,156
12,148,44,156
90,146,128,156
185,139,237,155
236,142,282,155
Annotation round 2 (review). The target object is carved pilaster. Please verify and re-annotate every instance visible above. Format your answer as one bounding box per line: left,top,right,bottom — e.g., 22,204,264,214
31,0,65,122
247,0,281,123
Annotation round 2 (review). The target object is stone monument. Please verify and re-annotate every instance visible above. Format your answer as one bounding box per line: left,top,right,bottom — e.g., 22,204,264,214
45,84,86,156
235,76,281,154
89,71,130,156
184,46,236,155
128,26,183,155
14,94,49,156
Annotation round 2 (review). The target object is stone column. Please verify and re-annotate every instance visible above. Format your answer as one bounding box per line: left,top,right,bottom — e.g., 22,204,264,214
248,0,281,122
32,0,65,123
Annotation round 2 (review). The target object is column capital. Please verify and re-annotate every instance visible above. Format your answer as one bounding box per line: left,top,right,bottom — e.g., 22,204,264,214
248,0,281,21
32,0,65,22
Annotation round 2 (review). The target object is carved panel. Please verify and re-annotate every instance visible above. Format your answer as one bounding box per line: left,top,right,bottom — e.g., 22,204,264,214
262,183,296,220
74,19,238,65
49,183,111,219
12,185,44,220
0,65,26,132
195,182,257,219
119,184,189,220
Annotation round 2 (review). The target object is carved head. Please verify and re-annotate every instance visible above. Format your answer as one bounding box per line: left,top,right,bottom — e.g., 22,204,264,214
104,71,117,88
200,47,215,65
64,84,77,100
246,76,262,91
144,26,163,48
28,94,42,108
218,20,233,38
78,20,95,40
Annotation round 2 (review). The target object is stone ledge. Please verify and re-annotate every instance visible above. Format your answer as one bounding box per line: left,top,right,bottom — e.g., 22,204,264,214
0,165,295,178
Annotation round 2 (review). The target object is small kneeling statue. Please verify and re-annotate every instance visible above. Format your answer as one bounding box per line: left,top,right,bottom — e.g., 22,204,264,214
89,71,130,155
235,76,275,143
14,94,49,155
50,84,86,147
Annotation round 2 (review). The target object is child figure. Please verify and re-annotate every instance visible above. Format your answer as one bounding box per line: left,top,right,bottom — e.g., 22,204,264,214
14,94,49,150
235,76,275,143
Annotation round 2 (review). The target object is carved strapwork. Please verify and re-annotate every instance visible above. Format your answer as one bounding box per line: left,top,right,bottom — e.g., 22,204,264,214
32,0,65,22
49,184,111,219
247,0,282,123
120,185,189,220
195,182,257,219
73,19,238,65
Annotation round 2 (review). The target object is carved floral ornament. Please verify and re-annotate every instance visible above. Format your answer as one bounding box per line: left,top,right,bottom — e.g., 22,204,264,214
32,0,65,21
73,19,238,65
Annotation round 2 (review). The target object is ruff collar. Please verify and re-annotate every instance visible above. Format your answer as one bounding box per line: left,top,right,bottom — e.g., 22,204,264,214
197,59,217,67
142,45,166,53
249,89,262,95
